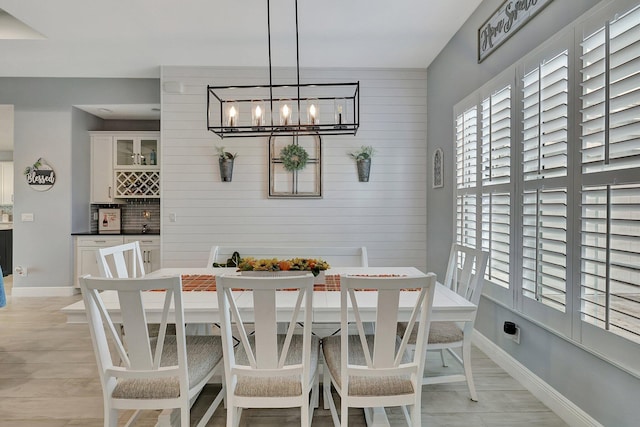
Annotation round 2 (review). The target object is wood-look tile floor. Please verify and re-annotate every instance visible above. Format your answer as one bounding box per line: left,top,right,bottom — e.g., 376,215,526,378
0,277,568,426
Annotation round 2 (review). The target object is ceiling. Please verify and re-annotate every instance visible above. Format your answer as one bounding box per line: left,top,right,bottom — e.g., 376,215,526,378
0,0,481,124
0,0,481,78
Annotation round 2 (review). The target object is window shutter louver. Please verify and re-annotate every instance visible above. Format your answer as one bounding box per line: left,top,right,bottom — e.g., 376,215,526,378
523,51,569,181
581,184,640,343
482,87,512,185
456,107,478,189
482,192,510,288
522,189,568,312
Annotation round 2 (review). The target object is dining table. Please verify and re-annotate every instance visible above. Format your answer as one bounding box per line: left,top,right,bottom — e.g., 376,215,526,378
62,266,477,427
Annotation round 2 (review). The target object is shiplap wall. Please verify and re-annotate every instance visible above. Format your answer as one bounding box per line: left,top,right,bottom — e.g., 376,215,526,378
160,66,427,270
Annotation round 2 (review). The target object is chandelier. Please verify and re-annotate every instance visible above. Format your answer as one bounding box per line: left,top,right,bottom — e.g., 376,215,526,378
207,0,360,138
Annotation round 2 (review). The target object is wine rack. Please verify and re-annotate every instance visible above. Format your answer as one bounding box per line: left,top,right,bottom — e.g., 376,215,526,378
115,170,160,198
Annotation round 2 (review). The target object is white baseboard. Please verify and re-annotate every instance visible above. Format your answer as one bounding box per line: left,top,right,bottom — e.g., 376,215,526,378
11,286,79,297
472,331,603,427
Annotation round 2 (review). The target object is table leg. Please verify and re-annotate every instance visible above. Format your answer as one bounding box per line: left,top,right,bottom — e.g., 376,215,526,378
363,407,391,427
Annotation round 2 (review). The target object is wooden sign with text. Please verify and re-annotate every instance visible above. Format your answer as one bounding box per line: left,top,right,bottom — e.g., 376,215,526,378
478,0,554,63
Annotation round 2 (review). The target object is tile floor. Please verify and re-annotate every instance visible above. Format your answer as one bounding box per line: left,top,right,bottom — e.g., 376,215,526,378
0,276,569,426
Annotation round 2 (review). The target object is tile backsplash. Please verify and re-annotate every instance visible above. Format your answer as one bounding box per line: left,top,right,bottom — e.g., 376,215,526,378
91,199,160,234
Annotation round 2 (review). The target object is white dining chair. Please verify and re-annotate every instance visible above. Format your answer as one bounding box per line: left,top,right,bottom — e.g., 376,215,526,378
398,244,489,401
216,273,320,427
322,274,437,427
79,275,225,427
97,241,145,279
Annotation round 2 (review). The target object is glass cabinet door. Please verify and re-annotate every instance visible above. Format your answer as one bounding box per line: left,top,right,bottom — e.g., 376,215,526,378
139,138,158,166
115,138,136,167
114,137,159,168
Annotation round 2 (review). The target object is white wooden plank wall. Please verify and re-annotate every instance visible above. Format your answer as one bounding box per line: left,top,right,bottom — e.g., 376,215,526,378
160,66,428,271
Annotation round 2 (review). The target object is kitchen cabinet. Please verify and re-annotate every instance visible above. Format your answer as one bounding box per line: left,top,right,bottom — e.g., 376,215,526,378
90,132,160,200
74,235,160,287
0,161,13,205
0,228,12,276
114,135,159,169
90,135,114,203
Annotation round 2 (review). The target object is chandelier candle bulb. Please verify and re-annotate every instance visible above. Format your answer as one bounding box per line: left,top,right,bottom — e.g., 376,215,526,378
254,105,262,127
281,103,291,126
307,99,318,125
229,106,237,127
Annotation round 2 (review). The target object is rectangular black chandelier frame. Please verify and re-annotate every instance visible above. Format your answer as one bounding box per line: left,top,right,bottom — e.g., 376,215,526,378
207,0,360,139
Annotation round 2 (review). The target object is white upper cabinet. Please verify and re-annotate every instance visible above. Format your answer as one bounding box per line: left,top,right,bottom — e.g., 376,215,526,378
90,135,114,204
0,161,13,206
114,135,159,169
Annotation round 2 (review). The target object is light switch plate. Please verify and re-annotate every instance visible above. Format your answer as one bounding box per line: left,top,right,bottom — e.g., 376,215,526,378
21,213,34,222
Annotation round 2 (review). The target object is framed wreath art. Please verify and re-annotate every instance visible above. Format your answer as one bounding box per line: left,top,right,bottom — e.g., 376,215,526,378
269,134,322,198
280,143,309,172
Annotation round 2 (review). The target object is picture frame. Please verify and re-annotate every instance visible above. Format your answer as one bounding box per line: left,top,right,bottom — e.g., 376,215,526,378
268,134,322,198
98,208,122,234
433,148,443,189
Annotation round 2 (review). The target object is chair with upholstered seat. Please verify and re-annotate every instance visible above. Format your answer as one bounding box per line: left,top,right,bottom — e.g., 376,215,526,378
97,241,145,279
216,273,320,427
322,274,437,427
398,244,488,401
79,275,225,427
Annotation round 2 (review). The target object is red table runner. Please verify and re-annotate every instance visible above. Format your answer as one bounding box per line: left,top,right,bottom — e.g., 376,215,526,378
180,274,409,292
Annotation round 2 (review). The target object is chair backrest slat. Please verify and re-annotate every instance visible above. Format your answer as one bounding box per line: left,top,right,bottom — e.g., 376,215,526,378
217,274,314,379
79,275,187,384
341,274,436,378
445,244,489,305
97,241,146,279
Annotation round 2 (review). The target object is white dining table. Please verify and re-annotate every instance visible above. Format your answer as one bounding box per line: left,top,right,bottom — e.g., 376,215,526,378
62,266,477,427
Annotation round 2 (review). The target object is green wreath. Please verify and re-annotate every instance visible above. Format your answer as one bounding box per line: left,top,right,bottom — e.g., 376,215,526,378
280,144,309,172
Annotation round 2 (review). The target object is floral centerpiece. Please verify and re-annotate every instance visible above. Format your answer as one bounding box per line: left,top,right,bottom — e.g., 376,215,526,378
238,257,329,277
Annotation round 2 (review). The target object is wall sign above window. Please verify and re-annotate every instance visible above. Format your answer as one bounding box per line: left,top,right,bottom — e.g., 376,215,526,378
478,0,554,63
24,157,56,191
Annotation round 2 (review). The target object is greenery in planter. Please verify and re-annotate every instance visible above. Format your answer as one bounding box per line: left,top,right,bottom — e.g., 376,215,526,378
215,146,238,160
348,145,375,161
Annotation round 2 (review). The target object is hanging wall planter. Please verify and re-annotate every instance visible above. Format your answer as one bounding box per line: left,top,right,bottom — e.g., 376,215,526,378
349,145,374,182
216,146,237,182
356,158,371,182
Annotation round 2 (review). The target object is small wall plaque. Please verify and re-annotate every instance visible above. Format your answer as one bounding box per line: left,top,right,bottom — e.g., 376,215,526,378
24,157,56,192
478,0,554,63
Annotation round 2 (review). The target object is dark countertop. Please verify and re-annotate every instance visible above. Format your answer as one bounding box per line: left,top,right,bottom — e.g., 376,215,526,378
72,231,160,236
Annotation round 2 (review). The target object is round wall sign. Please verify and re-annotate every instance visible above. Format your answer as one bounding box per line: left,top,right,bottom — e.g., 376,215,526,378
24,158,56,191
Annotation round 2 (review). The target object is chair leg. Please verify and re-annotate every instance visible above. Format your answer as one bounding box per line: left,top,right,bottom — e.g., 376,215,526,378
323,365,331,410
462,338,478,401
341,400,349,427
181,407,190,427
302,398,310,427
105,408,118,427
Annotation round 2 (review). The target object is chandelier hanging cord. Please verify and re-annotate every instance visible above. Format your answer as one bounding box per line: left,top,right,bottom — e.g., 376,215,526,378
267,0,303,127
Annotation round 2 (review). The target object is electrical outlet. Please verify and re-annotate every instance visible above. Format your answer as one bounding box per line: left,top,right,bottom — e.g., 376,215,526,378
169,213,177,222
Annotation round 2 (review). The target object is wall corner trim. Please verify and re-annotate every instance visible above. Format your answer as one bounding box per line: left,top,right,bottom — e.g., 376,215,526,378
472,331,604,427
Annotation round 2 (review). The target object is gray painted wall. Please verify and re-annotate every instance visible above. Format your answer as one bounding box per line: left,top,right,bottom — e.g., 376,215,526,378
426,0,639,425
0,78,159,289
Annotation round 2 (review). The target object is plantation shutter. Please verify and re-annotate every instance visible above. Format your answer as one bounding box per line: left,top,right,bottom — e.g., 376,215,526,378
456,107,478,190
522,51,569,180
481,192,510,288
482,87,511,185
579,4,640,345
581,184,640,343
522,189,568,312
